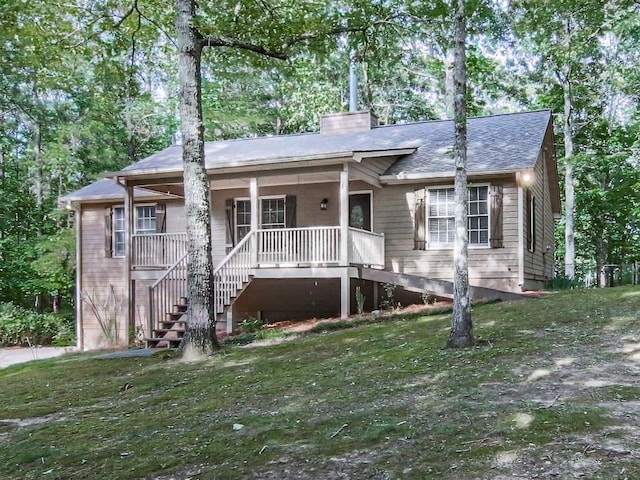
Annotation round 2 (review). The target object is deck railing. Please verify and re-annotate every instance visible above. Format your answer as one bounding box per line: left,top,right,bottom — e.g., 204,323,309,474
147,253,187,339
257,227,341,265
348,227,385,267
133,233,187,268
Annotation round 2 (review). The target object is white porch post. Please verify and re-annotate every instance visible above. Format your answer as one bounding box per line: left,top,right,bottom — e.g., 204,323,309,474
339,165,350,318
340,166,349,266
124,181,134,344
340,269,350,319
250,177,258,266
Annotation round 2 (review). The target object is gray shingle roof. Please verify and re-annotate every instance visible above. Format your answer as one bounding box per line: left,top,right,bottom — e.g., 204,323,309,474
59,178,162,202
383,109,552,176
62,110,552,201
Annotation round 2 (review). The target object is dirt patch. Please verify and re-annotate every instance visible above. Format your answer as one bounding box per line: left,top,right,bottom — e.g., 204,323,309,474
0,414,65,428
263,301,453,334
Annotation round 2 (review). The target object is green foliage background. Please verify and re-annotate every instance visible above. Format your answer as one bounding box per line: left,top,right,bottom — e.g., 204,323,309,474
1,0,639,315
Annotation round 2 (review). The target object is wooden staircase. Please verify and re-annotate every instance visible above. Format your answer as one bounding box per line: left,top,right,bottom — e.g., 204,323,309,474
145,232,255,348
145,297,188,348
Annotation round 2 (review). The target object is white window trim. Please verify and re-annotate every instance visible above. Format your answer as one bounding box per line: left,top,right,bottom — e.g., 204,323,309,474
234,197,251,243
425,183,491,250
112,203,157,258
259,195,286,229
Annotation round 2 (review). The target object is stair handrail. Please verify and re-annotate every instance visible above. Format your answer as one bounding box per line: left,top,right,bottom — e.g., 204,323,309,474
213,230,255,331
148,253,188,342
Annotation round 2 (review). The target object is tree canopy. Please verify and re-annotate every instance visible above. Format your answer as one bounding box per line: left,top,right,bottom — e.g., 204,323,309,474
1,0,639,311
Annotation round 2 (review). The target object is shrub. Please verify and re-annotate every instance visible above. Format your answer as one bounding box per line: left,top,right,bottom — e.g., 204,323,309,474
0,302,75,347
239,316,263,333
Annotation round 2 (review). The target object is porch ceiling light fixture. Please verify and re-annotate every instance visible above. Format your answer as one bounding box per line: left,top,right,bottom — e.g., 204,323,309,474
516,169,535,187
320,198,329,210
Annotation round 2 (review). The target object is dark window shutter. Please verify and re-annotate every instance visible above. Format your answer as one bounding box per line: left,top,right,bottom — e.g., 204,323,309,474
225,198,235,246
105,207,113,257
490,185,504,248
155,202,166,233
414,188,426,250
286,195,297,228
526,190,535,252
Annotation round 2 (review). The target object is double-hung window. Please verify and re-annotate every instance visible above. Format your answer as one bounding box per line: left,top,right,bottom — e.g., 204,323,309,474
235,199,251,242
112,205,157,257
427,186,489,247
260,197,286,229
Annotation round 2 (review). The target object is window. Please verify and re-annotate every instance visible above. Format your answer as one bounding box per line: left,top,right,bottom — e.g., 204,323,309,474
468,186,489,245
236,199,251,241
426,186,489,247
136,205,157,234
428,188,456,244
260,197,286,229
113,207,126,257
112,205,156,257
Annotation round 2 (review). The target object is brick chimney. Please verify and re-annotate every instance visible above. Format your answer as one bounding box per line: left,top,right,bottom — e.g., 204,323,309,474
320,110,379,135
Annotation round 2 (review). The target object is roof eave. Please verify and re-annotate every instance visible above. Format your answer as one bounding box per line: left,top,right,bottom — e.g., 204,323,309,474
380,168,524,184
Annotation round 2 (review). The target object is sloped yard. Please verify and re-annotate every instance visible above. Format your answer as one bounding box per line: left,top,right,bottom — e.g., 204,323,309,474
1,286,639,479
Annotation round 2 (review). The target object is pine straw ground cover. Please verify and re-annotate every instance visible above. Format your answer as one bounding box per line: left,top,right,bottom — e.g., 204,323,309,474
1,286,639,479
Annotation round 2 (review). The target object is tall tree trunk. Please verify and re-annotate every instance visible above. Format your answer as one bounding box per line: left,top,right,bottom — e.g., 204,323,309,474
447,0,473,349
444,47,455,119
563,78,575,279
32,122,44,235
175,0,219,357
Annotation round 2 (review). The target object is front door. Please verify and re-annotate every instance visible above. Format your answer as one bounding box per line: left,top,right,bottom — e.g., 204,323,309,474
349,193,372,231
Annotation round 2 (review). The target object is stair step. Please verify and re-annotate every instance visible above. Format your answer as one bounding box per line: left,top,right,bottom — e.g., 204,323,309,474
161,319,187,326
153,329,185,335
173,304,188,313
167,312,186,320
145,337,183,348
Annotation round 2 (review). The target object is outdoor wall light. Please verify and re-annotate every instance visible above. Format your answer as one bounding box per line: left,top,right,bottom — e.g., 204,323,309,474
320,198,329,210
516,169,535,187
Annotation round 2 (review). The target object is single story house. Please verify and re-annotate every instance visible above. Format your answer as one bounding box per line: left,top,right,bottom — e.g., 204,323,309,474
61,109,560,350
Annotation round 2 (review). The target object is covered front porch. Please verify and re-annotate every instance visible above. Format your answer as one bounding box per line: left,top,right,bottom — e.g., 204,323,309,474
118,161,391,345
141,224,384,341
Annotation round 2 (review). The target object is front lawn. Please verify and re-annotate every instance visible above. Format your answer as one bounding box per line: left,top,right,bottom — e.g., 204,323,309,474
1,286,639,479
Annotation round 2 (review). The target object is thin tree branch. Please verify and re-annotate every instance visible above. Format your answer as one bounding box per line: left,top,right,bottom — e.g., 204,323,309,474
199,25,371,60
199,35,288,59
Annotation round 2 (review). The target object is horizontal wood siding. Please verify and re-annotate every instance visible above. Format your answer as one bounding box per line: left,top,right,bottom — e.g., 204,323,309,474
165,200,186,233
79,204,128,350
210,183,342,264
523,150,556,289
375,182,521,292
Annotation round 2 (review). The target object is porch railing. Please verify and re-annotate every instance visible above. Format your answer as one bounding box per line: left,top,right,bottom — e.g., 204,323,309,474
133,233,188,268
348,227,385,267
257,227,341,265
147,253,187,339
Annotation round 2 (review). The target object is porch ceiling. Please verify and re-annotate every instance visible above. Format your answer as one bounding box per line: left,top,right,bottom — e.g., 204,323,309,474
128,166,381,195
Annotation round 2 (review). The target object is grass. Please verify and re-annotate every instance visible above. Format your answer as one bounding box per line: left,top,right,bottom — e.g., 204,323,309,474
1,286,640,479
